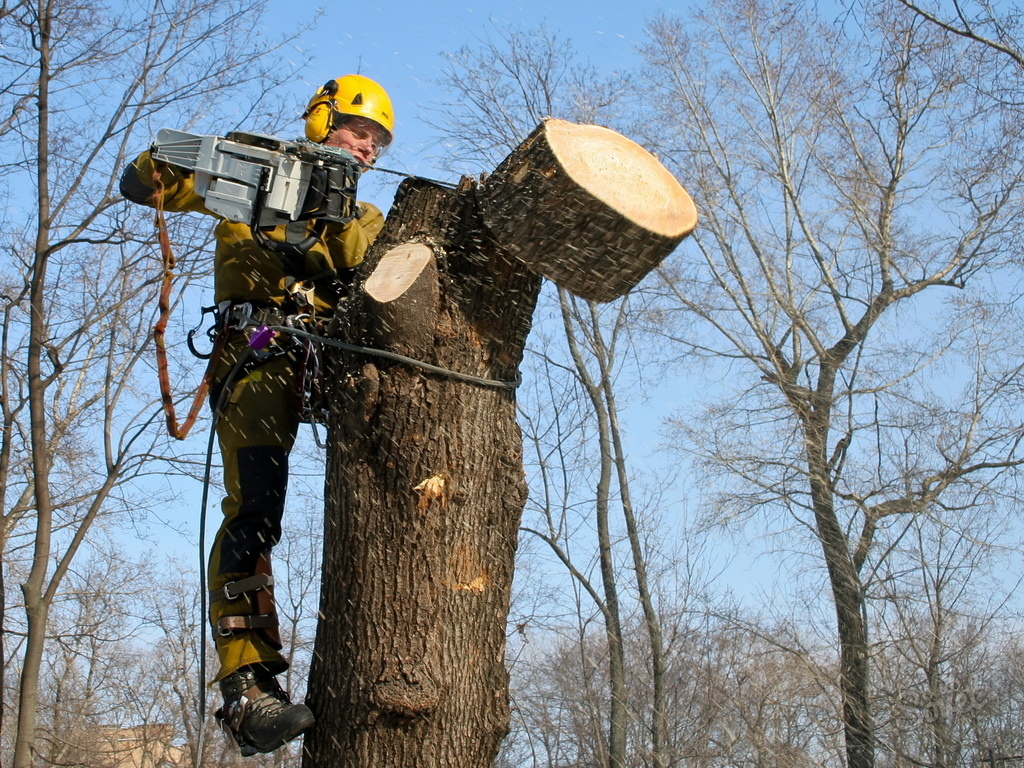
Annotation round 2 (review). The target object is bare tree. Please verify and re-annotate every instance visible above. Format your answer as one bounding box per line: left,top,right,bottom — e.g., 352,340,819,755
507,293,670,768
29,540,151,767
641,1,1024,766
0,0,307,764
893,0,1024,80
430,23,633,170
502,598,852,768
868,489,1024,767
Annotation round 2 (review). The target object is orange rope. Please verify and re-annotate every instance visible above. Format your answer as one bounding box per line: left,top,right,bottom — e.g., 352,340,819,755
152,164,227,440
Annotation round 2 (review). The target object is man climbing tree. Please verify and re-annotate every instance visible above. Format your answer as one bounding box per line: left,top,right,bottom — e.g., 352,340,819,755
119,74,395,757
122,60,695,763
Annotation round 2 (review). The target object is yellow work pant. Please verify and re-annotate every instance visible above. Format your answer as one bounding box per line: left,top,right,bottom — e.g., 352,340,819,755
208,338,299,682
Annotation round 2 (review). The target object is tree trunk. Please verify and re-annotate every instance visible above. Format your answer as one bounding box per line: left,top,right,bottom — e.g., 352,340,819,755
805,411,875,768
305,119,695,767
304,176,541,767
15,13,54,767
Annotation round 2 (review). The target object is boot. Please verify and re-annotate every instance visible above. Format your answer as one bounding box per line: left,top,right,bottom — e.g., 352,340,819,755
215,666,315,756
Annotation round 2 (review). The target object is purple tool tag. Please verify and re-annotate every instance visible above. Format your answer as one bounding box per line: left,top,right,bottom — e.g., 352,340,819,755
248,325,276,350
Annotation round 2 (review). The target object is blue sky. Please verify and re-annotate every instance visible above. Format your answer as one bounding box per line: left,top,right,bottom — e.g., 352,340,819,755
260,0,691,207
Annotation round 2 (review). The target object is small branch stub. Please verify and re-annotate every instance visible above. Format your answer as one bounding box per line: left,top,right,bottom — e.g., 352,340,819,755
414,473,449,515
478,118,697,302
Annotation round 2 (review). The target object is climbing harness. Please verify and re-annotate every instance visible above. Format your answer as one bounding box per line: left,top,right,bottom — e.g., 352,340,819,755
260,321,522,390
217,304,524,411
212,303,335,426
150,161,470,443
165,295,521,443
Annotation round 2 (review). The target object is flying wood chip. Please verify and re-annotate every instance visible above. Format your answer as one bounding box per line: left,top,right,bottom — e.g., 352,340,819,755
477,118,697,302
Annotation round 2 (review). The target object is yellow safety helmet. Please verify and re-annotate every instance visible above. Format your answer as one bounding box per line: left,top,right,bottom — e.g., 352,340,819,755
302,75,394,147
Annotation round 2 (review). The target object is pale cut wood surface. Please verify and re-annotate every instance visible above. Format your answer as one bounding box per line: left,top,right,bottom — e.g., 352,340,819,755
364,242,434,303
547,119,696,238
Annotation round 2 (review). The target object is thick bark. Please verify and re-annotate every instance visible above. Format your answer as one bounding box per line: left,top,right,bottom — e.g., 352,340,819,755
305,178,541,767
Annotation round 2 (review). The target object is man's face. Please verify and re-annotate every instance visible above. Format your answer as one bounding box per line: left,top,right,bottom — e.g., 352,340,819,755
323,115,390,165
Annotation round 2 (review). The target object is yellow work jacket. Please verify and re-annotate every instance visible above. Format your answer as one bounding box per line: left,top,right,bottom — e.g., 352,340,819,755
124,150,385,315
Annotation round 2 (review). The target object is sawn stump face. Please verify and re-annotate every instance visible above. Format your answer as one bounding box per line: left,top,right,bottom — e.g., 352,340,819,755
305,178,541,768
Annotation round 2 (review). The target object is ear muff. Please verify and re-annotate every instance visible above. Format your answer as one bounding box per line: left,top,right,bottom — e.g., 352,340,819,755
303,101,335,143
302,80,339,143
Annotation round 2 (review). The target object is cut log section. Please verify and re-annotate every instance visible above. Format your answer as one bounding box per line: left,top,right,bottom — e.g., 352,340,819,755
477,118,697,302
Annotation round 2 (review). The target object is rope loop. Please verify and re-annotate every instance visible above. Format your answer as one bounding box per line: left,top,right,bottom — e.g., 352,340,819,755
151,163,228,440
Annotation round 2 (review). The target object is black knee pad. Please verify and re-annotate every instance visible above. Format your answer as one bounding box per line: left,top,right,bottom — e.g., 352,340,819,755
219,446,289,574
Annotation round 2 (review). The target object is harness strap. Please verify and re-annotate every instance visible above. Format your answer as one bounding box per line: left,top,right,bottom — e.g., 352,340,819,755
216,614,279,635
213,553,283,650
209,573,274,604
152,162,228,440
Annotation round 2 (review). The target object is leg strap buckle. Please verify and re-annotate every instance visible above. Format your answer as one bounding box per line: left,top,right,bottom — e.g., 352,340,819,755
216,614,279,637
210,553,282,650
210,573,274,603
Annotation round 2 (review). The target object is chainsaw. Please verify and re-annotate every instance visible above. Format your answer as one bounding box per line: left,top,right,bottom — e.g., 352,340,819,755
150,128,362,237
